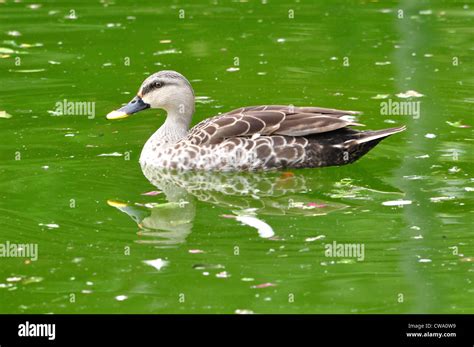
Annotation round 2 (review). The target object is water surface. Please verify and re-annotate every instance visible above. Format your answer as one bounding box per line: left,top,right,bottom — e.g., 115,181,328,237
0,0,472,313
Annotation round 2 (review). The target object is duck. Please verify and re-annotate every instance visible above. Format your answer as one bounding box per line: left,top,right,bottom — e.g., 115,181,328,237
106,70,405,171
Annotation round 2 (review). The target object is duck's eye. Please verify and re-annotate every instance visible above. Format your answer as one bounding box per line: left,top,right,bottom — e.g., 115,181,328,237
154,81,163,88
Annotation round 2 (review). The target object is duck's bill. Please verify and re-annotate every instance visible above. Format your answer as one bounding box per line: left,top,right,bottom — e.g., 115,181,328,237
106,96,150,120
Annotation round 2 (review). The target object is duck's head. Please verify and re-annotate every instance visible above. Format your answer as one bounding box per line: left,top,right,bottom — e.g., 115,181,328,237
106,70,195,120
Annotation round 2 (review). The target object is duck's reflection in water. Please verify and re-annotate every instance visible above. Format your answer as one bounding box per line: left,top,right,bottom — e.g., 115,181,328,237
108,166,349,246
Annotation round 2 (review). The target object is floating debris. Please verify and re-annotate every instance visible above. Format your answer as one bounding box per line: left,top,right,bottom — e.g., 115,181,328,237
403,175,426,180
446,121,471,128
277,38,286,43
226,67,239,72
153,49,181,56
306,202,327,208
412,235,423,240
188,249,205,254
375,61,391,65
252,282,276,289
382,200,412,206
106,23,122,28
415,154,430,159
396,90,424,98
235,309,254,314
28,4,42,10
39,223,60,229
419,259,432,263
448,166,460,173
424,133,436,139
371,94,389,99
193,264,224,270
48,60,61,65
9,69,46,73
305,235,326,242
216,271,230,278
115,295,128,301
159,39,172,44
0,111,13,119
0,48,15,54
22,277,43,285
97,152,123,157
7,31,21,37
141,191,161,196
143,258,168,271
430,196,455,203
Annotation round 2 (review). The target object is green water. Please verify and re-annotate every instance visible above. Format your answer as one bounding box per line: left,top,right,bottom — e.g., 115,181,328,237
0,0,472,313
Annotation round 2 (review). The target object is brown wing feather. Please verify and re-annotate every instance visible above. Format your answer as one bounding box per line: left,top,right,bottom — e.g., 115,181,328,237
187,105,361,145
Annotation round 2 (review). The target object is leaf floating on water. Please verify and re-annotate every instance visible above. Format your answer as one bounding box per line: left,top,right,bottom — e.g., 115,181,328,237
220,214,236,219
7,30,22,37
9,69,46,73
153,49,181,56
39,223,60,229
418,259,432,263
382,200,412,206
251,282,276,289
337,259,356,264
0,110,13,119
430,196,455,203
216,271,230,278
143,258,168,271
19,42,43,48
22,276,43,285
188,249,205,254
193,264,224,270
371,94,390,99
141,190,162,196
97,152,123,157
446,121,471,128
0,47,15,54
305,235,326,242
396,90,424,98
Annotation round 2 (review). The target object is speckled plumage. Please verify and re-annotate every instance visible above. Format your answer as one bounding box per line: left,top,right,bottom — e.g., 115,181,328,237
139,104,405,171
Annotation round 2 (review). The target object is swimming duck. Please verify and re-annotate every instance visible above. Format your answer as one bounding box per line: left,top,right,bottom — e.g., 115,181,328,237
106,70,405,171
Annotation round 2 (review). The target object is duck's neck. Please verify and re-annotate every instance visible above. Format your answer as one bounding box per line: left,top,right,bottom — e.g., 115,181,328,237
140,102,194,164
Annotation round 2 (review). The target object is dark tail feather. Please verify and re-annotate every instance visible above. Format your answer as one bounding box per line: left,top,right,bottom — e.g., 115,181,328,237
345,125,407,146
342,125,406,164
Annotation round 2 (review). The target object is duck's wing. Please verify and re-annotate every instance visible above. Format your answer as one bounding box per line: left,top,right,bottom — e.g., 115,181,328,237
187,105,362,145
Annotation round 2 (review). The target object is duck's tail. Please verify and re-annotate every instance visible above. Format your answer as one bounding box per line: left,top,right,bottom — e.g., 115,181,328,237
304,125,406,168
345,125,406,146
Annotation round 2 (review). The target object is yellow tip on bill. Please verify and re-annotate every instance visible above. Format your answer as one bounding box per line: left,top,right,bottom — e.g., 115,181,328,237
106,110,129,120
107,199,128,208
